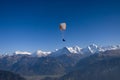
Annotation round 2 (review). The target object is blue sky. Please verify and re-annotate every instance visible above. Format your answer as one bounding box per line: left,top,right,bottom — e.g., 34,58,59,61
0,0,120,53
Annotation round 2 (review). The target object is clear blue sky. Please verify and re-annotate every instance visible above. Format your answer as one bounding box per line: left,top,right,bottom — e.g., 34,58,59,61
0,0,120,53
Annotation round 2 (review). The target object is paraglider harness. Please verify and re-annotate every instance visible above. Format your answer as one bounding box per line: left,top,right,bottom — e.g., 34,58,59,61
62,39,66,42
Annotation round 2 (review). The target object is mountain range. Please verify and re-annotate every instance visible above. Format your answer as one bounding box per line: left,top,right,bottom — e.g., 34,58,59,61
59,49,120,80
0,44,120,80
1,44,120,57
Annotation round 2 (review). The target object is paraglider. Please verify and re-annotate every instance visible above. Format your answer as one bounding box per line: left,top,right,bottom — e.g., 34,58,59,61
59,23,66,42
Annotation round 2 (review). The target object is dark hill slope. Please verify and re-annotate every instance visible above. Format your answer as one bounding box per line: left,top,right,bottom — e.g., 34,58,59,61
60,49,120,80
0,70,26,80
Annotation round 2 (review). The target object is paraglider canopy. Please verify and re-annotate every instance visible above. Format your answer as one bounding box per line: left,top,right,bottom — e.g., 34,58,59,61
59,23,66,31
59,22,66,42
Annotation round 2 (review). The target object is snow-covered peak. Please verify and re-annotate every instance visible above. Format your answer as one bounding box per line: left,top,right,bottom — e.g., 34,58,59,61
81,44,104,54
15,51,32,55
88,44,104,53
89,44,98,48
50,47,71,57
67,46,82,54
32,50,51,57
50,46,82,57
2,44,120,57
102,45,120,51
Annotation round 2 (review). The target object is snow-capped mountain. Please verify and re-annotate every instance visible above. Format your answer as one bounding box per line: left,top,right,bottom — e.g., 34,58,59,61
50,44,103,57
81,44,104,54
32,50,51,57
1,44,120,57
0,44,120,76
51,44,102,56
14,50,51,57
50,44,120,57
14,51,32,55
67,46,82,54
102,45,120,51
50,47,71,57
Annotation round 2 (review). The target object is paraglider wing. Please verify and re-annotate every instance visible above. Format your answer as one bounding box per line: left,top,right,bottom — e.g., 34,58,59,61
59,23,66,31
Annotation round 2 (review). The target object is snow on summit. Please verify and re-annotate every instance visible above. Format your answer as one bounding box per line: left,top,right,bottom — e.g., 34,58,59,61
2,44,120,57
15,51,31,55
32,50,51,57
67,46,82,54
